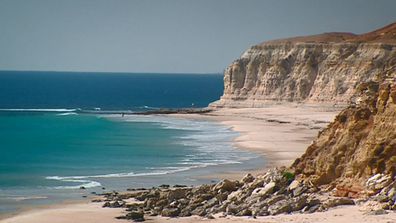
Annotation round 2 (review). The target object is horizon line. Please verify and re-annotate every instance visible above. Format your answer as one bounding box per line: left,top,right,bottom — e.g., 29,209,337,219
0,69,223,75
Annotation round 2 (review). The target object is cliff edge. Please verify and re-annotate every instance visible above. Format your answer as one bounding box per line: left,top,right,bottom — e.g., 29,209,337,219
210,22,396,108
292,78,396,192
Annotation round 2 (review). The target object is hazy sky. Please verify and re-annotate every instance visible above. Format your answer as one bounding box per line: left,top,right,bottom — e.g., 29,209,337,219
0,0,395,73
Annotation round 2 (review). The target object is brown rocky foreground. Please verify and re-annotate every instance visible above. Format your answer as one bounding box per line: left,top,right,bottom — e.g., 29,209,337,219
99,168,394,222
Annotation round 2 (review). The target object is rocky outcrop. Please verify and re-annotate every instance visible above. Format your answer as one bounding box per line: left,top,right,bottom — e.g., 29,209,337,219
101,168,358,221
211,22,396,108
292,79,396,193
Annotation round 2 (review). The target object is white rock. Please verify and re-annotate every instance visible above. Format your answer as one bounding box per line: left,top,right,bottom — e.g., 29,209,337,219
366,174,392,190
252,181,276,196
288,180,300,191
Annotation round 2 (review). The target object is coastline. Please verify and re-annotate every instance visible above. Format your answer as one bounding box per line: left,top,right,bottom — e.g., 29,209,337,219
170,104,340,179
0,104,342,223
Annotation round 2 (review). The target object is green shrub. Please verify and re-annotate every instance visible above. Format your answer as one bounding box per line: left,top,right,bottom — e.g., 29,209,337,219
282,171,295,183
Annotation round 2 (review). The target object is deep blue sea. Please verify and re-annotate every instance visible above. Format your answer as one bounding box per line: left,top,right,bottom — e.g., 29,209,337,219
0,71,262,215
0,71,224,110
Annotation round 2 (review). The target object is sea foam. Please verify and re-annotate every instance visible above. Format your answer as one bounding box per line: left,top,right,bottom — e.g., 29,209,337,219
45,114,258,190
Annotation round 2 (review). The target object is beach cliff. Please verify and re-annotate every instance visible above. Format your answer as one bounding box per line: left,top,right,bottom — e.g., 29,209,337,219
210,22,396,108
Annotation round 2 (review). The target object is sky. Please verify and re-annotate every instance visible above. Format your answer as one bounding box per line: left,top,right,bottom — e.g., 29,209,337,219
0,0,395,73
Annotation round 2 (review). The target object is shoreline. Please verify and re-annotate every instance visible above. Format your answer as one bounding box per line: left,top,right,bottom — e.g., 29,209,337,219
0,104,343,223
170,104,340,178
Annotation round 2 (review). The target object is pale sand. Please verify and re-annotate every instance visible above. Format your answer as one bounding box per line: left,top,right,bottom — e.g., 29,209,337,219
4,201,396,223
145,205,396,223
0,202,126,223
2,105,396,223
171,105,340,179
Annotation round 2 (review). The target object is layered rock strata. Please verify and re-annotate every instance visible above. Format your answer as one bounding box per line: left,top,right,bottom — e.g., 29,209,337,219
211,23,396,108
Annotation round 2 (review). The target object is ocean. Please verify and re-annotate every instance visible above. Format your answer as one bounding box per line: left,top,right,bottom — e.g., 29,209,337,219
0,71,262,214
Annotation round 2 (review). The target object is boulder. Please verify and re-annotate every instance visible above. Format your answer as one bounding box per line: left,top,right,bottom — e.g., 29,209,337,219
125,211,145,222
169,200,179,208
126,202,144,211
167,188,187,201
91,199,103,202
303,204,321,213
292,185,307,197
144,198,158,208
252,181,276,197
366,209,388,215
236,208,252,216
173,184,188,188
242,173,255,183
226,204,239,215
214,179,237,192
178,198,190,206
366,174,393,191
179,208,192,217
290,195,308,211
251,202,269,216
266,194,286,205
192,184,211,194
249,179,265,190
190,206,207,216
102,200,125,208
288,180,300,191
216,192,229,202
268,200,291,215
323,197,354,208
206,197,219,208
388,187,396,202
161,208,180,217
227,190,244,202
155,199,168,207
199,193,214,201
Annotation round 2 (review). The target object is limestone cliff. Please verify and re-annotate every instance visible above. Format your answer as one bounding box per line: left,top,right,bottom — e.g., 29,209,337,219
211,22,396,108
292,78,396,191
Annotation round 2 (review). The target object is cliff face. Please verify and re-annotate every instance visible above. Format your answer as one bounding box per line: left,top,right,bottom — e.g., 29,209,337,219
211,23,396,108
292,79,396,189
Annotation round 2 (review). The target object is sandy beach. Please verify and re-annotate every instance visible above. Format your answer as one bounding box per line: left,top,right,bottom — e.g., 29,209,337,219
0,202,125,223
171,104,340,179
4,201,396,223
2,105,396,223
144,205,396,223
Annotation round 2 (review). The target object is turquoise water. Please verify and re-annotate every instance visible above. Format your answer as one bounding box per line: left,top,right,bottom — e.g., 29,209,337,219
0,72,263,214
0,112,262,214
